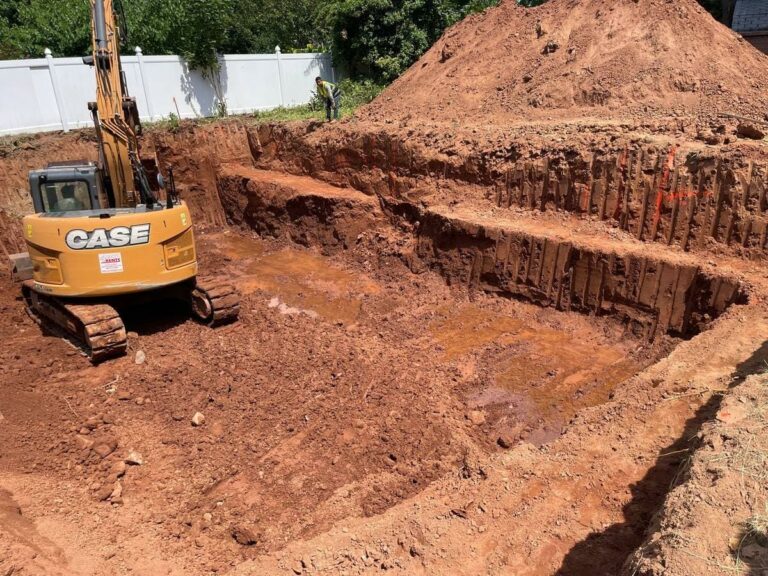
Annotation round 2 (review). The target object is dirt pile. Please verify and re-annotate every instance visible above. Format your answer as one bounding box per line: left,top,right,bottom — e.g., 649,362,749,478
361,0,768,125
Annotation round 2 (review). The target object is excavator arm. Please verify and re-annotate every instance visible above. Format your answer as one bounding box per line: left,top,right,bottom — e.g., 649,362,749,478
85,0,153,208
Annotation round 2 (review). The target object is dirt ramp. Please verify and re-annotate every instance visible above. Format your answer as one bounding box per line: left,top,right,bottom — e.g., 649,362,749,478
361,0,768,125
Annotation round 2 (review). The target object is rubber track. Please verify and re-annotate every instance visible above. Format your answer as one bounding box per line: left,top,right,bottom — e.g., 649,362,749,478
194,279,240,326
23,285,127,363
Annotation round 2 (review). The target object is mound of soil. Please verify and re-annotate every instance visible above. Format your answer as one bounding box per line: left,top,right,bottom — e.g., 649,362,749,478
361,0,768,125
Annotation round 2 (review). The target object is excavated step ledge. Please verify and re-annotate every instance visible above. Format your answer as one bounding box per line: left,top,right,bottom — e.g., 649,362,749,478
252,124,768,260
415,206,744,339
217,165,383,250
218,166,745,339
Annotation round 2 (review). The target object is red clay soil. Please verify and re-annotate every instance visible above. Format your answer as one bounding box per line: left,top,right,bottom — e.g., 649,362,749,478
625,372,768,576
0,224,664,575
362,0,768,126
2,0,768,565
1,119,768,576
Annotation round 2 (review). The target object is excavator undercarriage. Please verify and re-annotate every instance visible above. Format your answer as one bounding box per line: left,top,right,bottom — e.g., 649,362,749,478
21,278,240,362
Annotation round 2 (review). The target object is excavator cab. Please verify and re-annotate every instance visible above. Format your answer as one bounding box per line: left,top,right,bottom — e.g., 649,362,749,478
28,162,104,213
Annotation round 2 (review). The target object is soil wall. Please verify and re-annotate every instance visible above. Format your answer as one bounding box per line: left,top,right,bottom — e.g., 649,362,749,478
2,122,767,262
253,124,768,260
414,208,743,338
0,122,254,258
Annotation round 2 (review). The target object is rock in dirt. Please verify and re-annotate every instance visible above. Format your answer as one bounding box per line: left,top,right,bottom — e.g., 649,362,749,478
110,481,123,500
191,412,206,426
74,434,94,450
92,437,117,458
125,450,144,465
85,415,101,430
467,410,486,426
542,40,559,55
696,130,722,145
497,434,514,449
134,350,146,365
231,524,257,546
110,460,126,478
95,484,113,501
440,44,455,63
736,123,766,140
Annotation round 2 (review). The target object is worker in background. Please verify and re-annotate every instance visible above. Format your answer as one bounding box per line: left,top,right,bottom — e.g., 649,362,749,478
315,76,341,121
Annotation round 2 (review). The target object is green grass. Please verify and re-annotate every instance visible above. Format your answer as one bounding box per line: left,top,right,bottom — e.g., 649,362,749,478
251,79,384,123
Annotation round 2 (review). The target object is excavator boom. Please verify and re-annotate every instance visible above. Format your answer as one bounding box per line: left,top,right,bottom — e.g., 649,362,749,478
88,0,146,207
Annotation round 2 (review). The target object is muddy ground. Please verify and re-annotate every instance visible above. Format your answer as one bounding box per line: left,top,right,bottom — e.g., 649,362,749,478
1,116,767,576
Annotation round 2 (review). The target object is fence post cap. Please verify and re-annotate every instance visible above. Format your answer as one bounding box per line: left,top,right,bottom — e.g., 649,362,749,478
135,46,143,55
275,45,281,54
44,48,52,56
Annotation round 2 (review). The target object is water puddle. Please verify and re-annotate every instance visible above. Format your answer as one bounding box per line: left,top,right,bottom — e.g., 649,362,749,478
206,233,381,324
430,305,642,446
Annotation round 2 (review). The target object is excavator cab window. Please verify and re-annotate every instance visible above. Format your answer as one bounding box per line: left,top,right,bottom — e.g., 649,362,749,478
42,181,92,212
29,164,103,214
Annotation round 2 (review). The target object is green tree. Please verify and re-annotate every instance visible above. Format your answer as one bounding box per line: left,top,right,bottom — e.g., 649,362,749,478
322,0,451,81
697,0,722,20
120,0,186,56
324,0,558,82
221,0,327,54
1,0,90,58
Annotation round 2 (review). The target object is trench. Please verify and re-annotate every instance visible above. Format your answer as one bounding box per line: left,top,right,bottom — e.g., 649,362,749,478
0,122,760,575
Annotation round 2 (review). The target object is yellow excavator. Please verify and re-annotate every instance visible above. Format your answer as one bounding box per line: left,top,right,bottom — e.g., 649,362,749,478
11,0,239,362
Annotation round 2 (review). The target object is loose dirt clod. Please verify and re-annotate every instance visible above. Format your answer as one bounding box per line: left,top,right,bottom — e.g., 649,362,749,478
232,525,258,546
737,123,766,140
91,437,117,459
125,451,144,466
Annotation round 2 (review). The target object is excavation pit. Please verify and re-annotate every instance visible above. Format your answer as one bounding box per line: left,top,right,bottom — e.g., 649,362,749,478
0,121,765,576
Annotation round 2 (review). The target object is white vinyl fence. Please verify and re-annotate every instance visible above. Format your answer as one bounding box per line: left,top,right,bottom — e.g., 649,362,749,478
0,48,335,136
